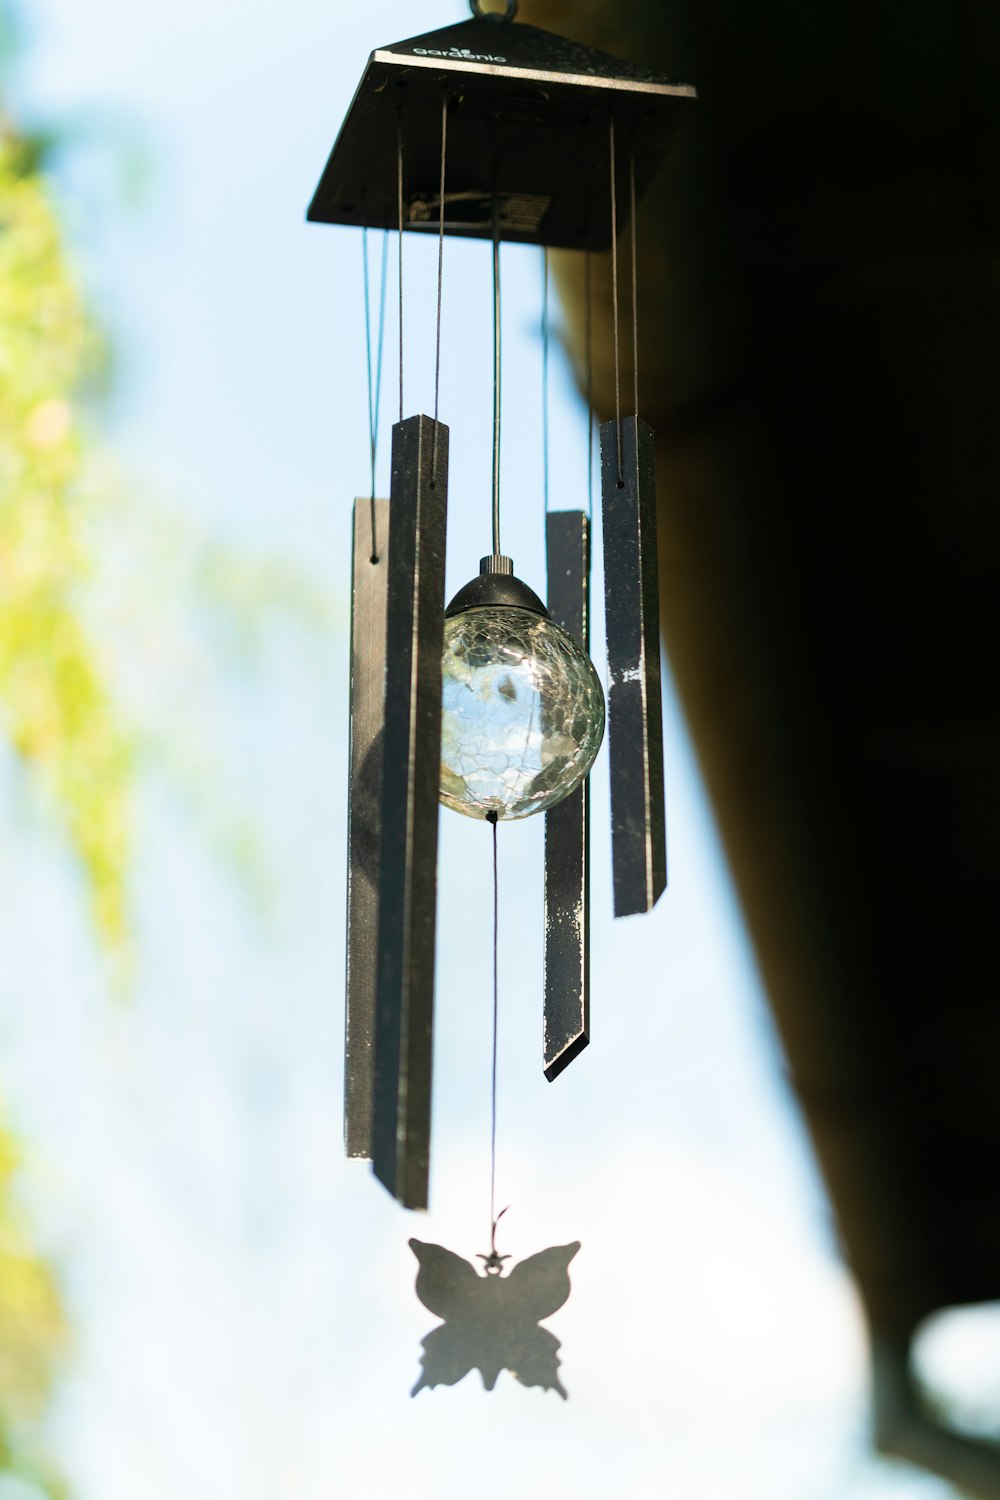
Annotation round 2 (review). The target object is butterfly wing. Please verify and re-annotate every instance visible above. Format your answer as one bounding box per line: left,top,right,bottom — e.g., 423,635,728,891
507,1324,569,1400
505,1241,581,1321
409,1238,482,1320
409,1240,496,1396
411,1322,481,1396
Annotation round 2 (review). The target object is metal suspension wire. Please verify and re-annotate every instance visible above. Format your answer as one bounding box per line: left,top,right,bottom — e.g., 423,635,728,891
585,248,594,522
488,810,499,1241
432,87,447,481
542,246,550,518
609,111,623,485
491,193,502,555
397,110,404,424
362,227,389,563
629,143,639,426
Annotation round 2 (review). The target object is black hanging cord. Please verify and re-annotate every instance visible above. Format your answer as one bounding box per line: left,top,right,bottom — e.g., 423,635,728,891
542,246,550,518
491,193,502,555
609,112,623,486
585,249,594,523
487,810,500,1241
432,88,447,482
629,144,639,427
362,228,388,563
397,110,404,424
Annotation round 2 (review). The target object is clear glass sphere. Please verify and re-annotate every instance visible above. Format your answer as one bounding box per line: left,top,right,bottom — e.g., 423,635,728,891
440,606,605,821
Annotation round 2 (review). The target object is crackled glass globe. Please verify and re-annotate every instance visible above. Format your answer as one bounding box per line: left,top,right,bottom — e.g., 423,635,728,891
440,606,605,821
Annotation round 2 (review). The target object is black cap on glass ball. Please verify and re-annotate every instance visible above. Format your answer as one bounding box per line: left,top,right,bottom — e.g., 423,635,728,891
445,555,549,618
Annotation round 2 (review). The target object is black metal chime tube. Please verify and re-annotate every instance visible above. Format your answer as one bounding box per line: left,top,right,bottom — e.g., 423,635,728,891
372,415,449,1209
600,414,667,915
599,112,667,918
345,496,391,1158
544,511,592,1078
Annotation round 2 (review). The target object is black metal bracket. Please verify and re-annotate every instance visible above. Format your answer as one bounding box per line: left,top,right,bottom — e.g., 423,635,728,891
307,17,695,249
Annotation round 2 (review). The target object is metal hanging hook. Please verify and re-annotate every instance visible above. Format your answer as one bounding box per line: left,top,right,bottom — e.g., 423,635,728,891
470,0,518,20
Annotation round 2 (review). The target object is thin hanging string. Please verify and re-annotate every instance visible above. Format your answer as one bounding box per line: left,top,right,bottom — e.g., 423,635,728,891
542,246,550,517
491,192,502,555
397,110,404,423
629,144,639,425
432,88,447,481
609,111,623,485
487,810,499,1241
585,249,593,522
362,227,388,563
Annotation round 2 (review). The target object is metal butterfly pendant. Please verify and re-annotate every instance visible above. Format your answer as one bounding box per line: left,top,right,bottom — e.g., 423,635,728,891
409,1237,580,1398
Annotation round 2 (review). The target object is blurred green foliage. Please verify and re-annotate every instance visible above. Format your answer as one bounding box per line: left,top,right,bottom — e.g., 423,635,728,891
0,1122,66,1499
0,6,333,1491
1,19,85,1481
0,134,132,950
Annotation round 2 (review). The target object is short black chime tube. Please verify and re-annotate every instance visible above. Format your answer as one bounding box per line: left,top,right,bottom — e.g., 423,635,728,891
600,415,667,917
543,511,592,1079
372,415,449,1210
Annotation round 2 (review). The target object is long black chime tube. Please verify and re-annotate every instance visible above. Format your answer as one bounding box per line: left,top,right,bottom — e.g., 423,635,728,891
600,415,667,915
345,496,391,1158
601,120,667,916
372,416,449,1208
544,511,592,1078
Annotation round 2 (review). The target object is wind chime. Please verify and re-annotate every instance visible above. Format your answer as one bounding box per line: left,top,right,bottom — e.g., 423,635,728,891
308,0,694,1395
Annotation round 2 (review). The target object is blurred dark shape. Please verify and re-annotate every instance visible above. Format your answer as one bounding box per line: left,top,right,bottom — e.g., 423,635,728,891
521,0,1000,1489
409,1238,580,1397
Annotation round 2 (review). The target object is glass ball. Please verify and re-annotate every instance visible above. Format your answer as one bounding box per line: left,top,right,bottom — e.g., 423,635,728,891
440,605,605,821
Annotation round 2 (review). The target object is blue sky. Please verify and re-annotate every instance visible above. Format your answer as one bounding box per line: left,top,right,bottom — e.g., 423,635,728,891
0,1,970,1496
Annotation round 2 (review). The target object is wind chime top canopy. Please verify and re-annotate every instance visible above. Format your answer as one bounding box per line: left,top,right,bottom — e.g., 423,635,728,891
307,3,696,250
